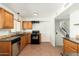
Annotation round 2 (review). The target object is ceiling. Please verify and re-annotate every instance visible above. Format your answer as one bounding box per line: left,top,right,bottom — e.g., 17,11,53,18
2,3,64,19
56,3,79,19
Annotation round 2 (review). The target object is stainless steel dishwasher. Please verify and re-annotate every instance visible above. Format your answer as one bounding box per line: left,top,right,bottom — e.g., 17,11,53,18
11,36,20,56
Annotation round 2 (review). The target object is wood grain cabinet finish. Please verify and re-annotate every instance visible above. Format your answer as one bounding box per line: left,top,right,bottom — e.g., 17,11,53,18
0,42,12,56
78,45,79,53
26,33,31,44
22,21,32,29
64,39,78,55
0,8,14,29
20,35,28,50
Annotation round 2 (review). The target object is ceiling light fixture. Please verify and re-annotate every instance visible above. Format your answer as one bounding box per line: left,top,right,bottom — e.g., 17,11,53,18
33,13,38,16
33,10,39,16
17,12,20,22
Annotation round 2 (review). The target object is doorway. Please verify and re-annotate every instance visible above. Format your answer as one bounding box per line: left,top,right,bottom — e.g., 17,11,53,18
55,18,70,47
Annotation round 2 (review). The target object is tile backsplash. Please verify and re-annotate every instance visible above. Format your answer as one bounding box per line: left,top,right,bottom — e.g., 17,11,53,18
0,29,10,35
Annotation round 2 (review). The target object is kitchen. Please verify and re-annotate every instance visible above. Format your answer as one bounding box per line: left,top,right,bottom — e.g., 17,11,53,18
1,3,79,56
0,3,53,56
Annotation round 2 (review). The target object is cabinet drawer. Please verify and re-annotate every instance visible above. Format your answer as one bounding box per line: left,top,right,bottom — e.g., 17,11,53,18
64,39,77,50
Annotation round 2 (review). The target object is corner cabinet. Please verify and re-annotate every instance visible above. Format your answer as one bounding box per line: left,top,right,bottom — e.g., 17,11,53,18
0,8,14,29
22,21,32,29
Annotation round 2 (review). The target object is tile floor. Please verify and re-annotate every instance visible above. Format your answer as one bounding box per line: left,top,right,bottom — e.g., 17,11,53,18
18,42,63,56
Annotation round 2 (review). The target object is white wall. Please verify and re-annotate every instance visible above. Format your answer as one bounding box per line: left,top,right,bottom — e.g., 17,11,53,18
50,18,55,46
24,17,51,42
49,3,72,46
55,19,70,46
32,22,51,42
70,10,79,37
11,20,21,32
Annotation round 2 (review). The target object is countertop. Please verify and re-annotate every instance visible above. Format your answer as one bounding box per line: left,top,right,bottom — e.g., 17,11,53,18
0,32,24,42
0,36,20,42
63,37,79,44
0,32,32,42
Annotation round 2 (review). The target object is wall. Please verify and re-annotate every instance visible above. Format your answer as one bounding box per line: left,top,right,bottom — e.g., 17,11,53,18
24,17,51,42
32,21,51,42
55,19,70,46
0,29,10,35
50,18,55,46
70,10,79,37
49,3,72,46
11,20,21,32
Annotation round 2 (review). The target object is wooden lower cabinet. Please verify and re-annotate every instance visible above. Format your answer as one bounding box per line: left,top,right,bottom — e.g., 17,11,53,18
64,38,78,55
0,42,12,56
26,33,31,44
0,34,31,56
20,34,28,50
78,45,79,53
64,46,77,54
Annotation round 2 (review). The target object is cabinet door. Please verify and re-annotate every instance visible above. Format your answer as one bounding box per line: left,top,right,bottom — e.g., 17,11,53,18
22,21,32,29
20,36,24,50
25,35,28,44
0,42,11,56
64,39,77,55
64,39,77,50
27,33,31,44
22,21,28,29
0,8,4,28
4,11,10,28
20,35,26,50
64,46,77,54
4,11,13,28
9,14,14,28
0,8,14,29
77,45,79,53
28,21,32,29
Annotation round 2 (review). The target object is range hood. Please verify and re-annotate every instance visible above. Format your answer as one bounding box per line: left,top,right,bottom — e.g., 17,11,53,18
32,21,48,24
32,21,40,23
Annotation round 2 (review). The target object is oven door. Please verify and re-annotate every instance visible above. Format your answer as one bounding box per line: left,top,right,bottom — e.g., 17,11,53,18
31,35,39,44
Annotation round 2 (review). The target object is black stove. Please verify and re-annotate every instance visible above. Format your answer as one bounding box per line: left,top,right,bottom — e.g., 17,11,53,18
31,31,40,44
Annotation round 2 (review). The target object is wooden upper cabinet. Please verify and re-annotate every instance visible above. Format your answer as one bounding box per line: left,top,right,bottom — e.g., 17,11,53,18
22,21,32,29
0,8,14,29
